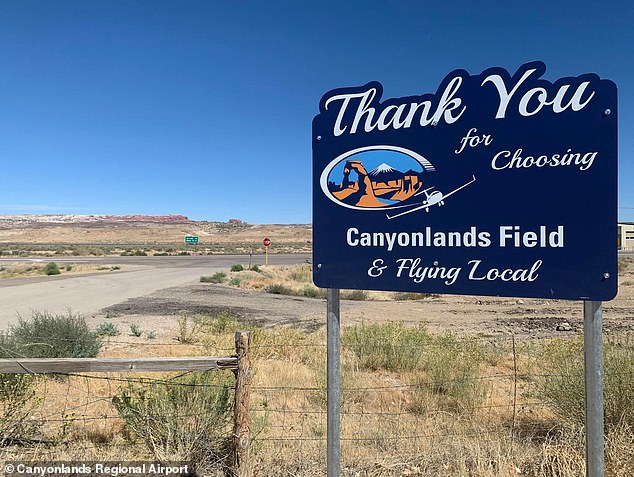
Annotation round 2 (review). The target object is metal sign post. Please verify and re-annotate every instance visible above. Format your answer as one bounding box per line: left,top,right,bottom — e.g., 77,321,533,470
327,288,341,477
263,238,271,266
584,301,605,477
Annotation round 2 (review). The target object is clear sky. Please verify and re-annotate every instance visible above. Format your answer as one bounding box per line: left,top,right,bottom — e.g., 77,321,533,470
1,0,632,223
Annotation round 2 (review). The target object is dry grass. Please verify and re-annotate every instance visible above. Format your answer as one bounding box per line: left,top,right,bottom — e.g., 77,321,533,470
226,264,441,302
1,314,633,476
0,262,121,280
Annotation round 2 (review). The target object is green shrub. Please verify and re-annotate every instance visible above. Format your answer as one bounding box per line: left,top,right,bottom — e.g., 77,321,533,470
210,312,239,334
129,324,143,337
538,336,634,429
95,322,120,337
0,374,40,446
230,264,244,272
65,265,73,272
112,371,234,469
290,265,312,283
229,277,241,286
177,312,197,344
302,285,327,299
343,322,430,371
341,289,368,301
409,334,486,414
44,262,61,275
250,265,260,273
265,283,295,295
133,250,148,256
0,311,101,358
345,325,487,414
200,272,226,284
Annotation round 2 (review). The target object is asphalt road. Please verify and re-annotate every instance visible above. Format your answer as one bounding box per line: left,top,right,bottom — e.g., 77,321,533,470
0,253,311,329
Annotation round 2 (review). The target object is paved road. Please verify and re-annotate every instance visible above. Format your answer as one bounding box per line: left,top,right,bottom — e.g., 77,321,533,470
0,254,311,329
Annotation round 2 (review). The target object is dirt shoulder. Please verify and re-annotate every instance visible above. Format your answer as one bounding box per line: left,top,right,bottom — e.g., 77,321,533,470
94,261,634,340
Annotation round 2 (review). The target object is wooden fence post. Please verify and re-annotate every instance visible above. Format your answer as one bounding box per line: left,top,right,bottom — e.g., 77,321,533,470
233,331,252,477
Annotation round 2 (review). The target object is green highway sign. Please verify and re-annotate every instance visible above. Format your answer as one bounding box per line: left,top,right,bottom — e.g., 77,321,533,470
184,235,199,244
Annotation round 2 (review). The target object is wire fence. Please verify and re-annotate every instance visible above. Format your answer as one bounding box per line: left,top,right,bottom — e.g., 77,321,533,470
1,332,634,476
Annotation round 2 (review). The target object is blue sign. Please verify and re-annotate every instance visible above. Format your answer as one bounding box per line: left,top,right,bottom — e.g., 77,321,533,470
312,61,617,301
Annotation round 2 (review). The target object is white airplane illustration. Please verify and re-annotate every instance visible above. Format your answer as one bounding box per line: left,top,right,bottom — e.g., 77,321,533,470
386,175,476,219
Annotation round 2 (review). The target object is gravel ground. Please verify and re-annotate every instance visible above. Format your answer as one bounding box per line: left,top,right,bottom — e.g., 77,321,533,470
92,260,634,340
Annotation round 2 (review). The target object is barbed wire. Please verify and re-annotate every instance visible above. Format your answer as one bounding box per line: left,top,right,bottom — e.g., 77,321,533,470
5,332,634,354
1,332,631,475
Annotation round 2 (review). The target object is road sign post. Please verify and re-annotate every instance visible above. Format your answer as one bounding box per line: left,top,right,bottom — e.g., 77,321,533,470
263,238,271,266
184,235,199,245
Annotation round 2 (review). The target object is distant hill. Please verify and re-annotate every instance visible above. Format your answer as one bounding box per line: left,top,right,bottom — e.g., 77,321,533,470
0,214,194,226
0,214,311,247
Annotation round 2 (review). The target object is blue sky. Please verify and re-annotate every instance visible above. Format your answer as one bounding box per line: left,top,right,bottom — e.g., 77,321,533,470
1,1,632,223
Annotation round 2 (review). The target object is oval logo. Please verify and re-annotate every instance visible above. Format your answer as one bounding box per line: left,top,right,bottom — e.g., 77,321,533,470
319,146,436,210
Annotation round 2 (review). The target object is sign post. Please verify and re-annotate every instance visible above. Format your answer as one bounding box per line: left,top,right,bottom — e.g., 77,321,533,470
263,237,271,266
584,301,605,477
326,288,341,477
312,61,617,476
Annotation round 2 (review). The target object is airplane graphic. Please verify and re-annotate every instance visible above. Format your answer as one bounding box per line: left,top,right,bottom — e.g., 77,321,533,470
386,175,476,219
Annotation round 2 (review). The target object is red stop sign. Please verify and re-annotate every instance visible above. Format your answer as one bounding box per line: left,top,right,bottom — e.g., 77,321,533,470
263,238,271,247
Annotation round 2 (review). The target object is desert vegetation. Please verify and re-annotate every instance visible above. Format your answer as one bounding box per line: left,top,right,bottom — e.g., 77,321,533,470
0,310,101,359
0,261,121,280
0,241,310,257
112,371,234,468
1,308,633,475
218,263,442,302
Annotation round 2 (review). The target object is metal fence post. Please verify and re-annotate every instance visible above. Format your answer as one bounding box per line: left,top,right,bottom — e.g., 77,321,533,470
233,331,252,477
327,288,341,477
584,301,605,477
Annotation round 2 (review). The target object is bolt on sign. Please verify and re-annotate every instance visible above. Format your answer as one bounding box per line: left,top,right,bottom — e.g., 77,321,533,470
312,61,617,300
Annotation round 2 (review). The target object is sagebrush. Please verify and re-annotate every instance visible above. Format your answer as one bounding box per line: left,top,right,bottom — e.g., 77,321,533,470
0,310,101,359
113,371,234,470
538,335,634,429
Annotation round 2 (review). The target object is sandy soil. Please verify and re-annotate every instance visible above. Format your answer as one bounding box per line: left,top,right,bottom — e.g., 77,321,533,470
92,259,634,340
